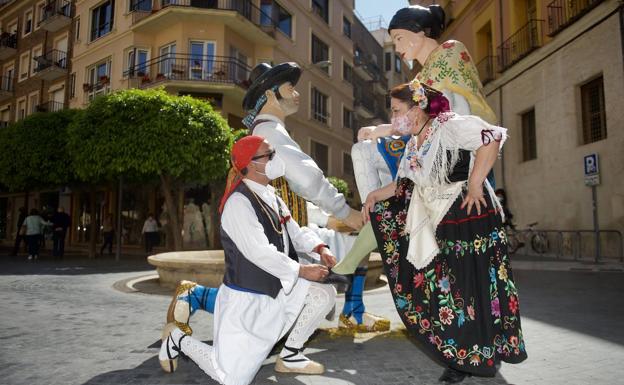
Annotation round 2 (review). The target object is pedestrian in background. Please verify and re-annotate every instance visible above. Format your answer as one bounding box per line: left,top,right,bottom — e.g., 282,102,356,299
142,213,160,254
52,206,71,260
22,209,51,261
100,214,115,256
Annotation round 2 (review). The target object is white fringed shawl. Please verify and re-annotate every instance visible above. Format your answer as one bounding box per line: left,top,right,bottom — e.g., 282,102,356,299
398,112,507,269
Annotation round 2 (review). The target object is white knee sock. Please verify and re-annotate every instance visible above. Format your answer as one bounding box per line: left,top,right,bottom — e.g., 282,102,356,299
283,283,336,351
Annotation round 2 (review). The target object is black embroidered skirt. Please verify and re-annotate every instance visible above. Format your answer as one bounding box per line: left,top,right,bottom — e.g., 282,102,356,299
370,178,527,376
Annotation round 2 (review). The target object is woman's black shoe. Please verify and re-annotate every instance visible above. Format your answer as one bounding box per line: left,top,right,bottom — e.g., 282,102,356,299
439,367,471,383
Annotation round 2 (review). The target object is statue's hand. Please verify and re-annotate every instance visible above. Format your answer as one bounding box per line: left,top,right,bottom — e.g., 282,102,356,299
357,126,376,142
342,208,364,231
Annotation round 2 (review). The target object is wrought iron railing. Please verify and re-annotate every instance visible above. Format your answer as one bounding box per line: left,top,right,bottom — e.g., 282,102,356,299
123,54,251,87
39,0,72,25
0,75,14,92
34,49,68,72
130,0,278,32
547,0,605,36
36,101,67,113
476,55,496,85
0,32,17,50
498,19,544,71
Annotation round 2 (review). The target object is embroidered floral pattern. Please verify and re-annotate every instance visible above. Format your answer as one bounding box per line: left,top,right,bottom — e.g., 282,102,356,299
371,179,527,375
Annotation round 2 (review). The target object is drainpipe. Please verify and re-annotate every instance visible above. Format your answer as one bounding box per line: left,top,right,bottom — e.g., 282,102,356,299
620,2,624,74
498,0,506,188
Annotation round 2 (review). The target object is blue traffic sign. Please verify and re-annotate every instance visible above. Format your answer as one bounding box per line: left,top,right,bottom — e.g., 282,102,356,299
584,153,599,176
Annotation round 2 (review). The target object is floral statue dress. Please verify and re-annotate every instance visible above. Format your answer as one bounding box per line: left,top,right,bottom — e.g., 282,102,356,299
370,112,527,377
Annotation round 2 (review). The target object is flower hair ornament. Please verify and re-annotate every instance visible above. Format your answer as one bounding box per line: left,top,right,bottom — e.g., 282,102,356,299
409,79,428,110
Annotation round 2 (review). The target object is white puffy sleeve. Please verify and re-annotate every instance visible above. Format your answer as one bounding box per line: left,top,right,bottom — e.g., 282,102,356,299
254,123,351,220
440,114,507,152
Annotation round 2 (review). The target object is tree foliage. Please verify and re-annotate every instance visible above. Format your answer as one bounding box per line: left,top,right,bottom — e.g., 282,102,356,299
67,88,233,183
0,109,82,191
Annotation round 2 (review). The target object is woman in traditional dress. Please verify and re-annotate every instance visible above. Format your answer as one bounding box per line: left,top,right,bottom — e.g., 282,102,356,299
362,81,527,383
334,4,497,275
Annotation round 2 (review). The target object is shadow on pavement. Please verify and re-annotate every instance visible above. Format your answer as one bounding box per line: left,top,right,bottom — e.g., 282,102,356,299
81,332,509,385
0,254,155,276
513,269,624,346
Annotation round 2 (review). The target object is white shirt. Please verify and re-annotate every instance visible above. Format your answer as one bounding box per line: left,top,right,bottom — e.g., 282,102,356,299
142,218,159,233
252,114,351,220
221,179,324,295
22,215,51,235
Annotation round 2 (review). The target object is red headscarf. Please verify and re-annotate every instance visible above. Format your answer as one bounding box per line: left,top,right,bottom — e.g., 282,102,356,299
219,135,265,213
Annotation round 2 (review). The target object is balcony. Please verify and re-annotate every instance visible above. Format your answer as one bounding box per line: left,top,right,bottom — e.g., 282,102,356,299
353,57,375,82
497,19,544,72
476,55,497,85
38,0,72,32
372,72,388,95
33,50,69,81
354,94,375,119
36,101,67,113
124,54,251,96
0,33,17,60
130,0,278,46
547,0,605,36
0,76,14,101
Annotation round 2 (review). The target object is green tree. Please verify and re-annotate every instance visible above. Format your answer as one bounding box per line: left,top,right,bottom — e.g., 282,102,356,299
328,176,350,197
68,88,234,251
0,109,81,192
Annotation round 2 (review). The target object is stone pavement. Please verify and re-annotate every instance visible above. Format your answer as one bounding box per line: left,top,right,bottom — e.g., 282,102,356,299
0,254,623,385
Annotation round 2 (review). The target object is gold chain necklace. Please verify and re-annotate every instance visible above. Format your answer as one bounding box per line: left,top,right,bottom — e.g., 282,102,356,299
249,189,284,234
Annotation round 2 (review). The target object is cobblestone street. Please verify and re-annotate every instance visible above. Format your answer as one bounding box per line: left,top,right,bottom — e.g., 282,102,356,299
1,255,623,385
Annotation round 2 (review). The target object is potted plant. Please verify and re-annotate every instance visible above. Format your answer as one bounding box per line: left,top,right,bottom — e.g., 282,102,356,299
156,73,166,81
141,75,151,84
99,75,110,85
82,83,93,92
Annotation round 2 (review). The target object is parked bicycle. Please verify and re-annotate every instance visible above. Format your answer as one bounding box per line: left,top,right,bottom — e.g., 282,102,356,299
506,222,549,254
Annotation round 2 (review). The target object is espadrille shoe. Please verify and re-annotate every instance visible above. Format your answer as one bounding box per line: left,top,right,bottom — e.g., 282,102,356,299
158,322,186,373
338,312,391,332
274,346,324,375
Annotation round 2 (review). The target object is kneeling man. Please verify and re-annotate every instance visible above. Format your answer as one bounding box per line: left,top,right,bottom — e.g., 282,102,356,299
159,136,337,385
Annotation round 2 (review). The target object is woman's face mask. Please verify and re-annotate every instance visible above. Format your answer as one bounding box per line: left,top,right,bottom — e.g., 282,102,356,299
391,107,418,135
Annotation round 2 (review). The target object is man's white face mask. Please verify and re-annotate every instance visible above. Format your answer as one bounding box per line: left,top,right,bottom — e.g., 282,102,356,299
253,153,286,180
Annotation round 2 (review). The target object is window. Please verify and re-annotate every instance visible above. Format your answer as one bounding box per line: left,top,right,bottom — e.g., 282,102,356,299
0,106,10,126
36,2,46,27
343,107,353,129
385,52,391,72
521,109,536,161
311,34,329,74
91,0,115,41
230,46,249,83
394,54,402,73
343,152,353,176
311,140,329,174
75,17,81,41
16,98,26,121
24,10,33,36
19,52,30,81
130,0,152,12
261,1,292,37
311,87,329,124
28,93,39,115
159,43,177,77
581,76,607,144
312,0,329,23
189,41,216,80
31,46,42,75
127,48,149,76
343,61,353,84
70,72,76,98
86,60,111,100
343,16,351,38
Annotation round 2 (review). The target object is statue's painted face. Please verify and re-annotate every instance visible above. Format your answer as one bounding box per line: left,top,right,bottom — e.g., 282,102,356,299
277,82,300,116
391,29,427,64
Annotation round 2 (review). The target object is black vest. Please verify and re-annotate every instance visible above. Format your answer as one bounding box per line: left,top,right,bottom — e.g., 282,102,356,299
221,182,298,298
